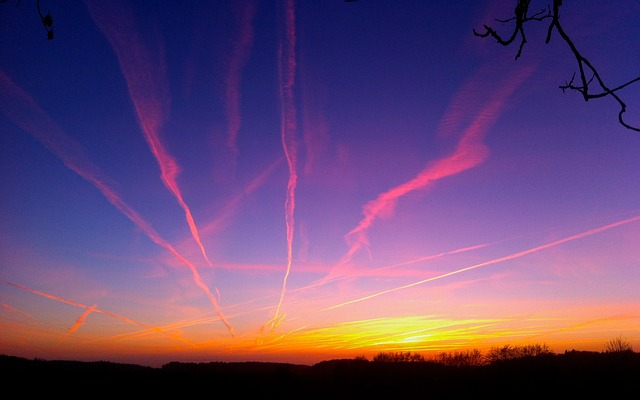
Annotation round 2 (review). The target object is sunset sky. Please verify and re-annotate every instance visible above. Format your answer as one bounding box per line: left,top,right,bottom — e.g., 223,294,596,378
1,0,639,367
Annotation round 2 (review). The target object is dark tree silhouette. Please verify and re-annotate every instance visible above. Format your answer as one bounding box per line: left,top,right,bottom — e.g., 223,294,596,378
474,0,640,132
1,0,54,40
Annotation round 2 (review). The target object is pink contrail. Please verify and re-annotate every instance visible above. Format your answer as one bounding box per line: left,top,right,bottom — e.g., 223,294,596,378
1,303,31,319
299,59,330,176
200,157,283,238
224,0,257,156
336,65,536,273
1,280,191,344
67,304,97,335
374,243,488,273
84,0,213,269
265,0,298,335
436,69,488,139
298,243,489,292
324,215,640,311
0,69,234,335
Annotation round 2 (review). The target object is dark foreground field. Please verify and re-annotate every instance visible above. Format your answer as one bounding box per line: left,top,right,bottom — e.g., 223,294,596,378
3,351,639,397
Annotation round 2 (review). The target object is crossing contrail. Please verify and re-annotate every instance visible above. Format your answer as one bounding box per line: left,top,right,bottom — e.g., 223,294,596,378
0,69,235,336
324,215,640,311
1,280,191,344
85,0,214,269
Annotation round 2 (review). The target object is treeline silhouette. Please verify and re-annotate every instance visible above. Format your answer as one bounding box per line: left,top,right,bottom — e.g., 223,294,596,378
3,342,639,397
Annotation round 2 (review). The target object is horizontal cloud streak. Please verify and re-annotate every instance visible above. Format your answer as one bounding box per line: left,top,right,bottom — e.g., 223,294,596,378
324,215,640,311
224,0,257,156
1,279,190,344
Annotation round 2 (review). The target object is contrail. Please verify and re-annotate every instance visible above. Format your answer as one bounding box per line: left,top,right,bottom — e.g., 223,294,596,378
328,65,536,279
224,0,257,157
371,244,489,275
67,304,98,335
299,58,330,176
200,157,283,238
297,243,489,292
265,0,298,335
85,0,213,269
323,215,640,311
1,303,31,319
526,312,640,342
0,69,234,335
58,303,98,346
1,280,191,344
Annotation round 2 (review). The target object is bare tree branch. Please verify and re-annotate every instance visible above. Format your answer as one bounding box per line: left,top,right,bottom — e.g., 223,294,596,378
36,0,54,40
475,0,640,132
2,0,53,39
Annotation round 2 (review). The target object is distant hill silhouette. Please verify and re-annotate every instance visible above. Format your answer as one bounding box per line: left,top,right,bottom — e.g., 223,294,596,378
3,351,639,396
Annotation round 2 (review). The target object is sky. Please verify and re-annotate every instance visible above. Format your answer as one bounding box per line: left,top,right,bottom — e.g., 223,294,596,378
1,0,639,367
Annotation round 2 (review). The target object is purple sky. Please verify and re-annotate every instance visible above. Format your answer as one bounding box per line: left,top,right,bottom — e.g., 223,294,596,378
1,0,639,366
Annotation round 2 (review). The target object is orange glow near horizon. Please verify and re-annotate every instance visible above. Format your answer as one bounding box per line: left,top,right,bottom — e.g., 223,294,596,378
5,282,636,366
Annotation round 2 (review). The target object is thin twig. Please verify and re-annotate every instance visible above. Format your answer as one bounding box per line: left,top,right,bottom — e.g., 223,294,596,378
475,0,639,132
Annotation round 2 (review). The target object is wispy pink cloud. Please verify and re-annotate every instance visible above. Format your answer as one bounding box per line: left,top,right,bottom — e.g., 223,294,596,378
436,68,490,139
0,69,234,336
84,0,213,270
299,59,330,176
331,64,537,278
223,0,257,157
